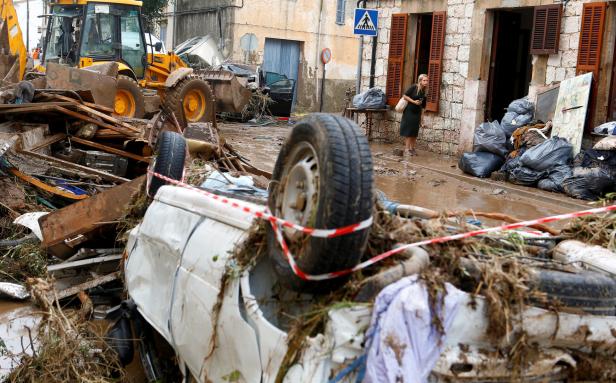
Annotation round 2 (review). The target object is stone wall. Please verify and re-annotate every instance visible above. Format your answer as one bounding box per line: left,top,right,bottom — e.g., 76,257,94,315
361,0,616,156
361,0,474,155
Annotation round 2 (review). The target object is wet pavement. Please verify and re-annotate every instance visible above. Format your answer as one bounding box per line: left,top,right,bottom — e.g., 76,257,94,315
219,121,590,221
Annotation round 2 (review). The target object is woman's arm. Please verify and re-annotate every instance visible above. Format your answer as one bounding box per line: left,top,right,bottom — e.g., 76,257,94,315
403,95,421,105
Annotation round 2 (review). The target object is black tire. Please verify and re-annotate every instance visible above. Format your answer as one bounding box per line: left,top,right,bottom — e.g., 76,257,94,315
529,269,616,316
115,75,145,119
162,74,215,129
148,131,186,197
267,114,374,293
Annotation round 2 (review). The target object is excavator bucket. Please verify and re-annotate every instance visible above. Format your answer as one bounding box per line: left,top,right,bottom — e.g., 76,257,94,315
0,21,18,83
200,70,252,113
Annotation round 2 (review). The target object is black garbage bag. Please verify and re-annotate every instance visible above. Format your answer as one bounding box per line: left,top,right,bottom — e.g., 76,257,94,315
473,121,508,157
352,88,386,109
537,165,572,193
507,98,534,115
519,137,573,171
562,167,616,200
458,152,505,178
500,156,522,173
574,148,616,167
501,112,534,137
508,165,547,186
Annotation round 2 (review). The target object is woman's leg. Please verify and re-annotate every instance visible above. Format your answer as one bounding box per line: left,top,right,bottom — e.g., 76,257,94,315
409,137,417,151
404,137,411,151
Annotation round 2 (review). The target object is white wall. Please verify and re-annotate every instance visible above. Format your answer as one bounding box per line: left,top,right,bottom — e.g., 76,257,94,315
14,0,45,51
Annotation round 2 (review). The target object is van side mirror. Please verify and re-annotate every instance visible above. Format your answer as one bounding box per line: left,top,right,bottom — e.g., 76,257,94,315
154,42,163,52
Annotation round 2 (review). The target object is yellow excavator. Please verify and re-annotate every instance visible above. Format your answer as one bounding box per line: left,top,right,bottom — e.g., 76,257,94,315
0,0,250,125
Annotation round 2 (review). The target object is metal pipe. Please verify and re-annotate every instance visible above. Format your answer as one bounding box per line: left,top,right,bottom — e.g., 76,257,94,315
315,0,325,107
355,0,366,93
369,35,377,88
26,0,29,53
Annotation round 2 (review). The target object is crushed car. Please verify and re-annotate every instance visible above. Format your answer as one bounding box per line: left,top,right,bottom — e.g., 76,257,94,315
119,114,616,382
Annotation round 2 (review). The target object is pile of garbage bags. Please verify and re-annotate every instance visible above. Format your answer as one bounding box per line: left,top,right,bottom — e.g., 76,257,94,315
459,97,616,200
352,88,386,109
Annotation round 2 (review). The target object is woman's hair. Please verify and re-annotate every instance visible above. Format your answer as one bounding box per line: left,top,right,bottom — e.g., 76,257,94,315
417,74,428,92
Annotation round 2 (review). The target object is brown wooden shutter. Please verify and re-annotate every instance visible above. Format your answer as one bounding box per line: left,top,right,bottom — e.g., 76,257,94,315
386,14,407,106
530,5,562,55
426,11,446,113
577,2,607,130
577,2,607,78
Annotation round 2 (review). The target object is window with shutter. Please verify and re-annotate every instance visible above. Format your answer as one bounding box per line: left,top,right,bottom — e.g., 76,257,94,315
336,0,346,25
576,2,607,129
530,5,562,55
386,14,408,106
426,11,446,113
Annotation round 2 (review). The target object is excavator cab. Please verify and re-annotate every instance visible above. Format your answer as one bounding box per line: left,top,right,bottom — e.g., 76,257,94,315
43,2,149,79
40,0,249,123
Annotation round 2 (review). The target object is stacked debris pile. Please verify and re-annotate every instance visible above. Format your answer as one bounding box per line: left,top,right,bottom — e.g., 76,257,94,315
229,197,616,381
459,96,616,201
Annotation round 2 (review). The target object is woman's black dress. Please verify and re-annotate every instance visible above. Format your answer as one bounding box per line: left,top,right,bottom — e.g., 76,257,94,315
400,84,426,137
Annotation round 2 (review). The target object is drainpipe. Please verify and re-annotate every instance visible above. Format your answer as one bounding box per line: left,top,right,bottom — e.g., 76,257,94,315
369,35,377,88
315,0,325,108
355,0,366,93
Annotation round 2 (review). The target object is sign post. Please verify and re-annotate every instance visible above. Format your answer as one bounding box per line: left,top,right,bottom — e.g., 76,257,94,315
354,8,379,94
319,48,332,112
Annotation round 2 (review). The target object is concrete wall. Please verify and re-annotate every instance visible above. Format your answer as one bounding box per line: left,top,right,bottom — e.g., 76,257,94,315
173,0,235,53
364,0,616,156
231,0,359,113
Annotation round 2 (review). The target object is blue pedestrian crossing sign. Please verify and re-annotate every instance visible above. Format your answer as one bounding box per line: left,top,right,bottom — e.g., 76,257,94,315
354,8,378,36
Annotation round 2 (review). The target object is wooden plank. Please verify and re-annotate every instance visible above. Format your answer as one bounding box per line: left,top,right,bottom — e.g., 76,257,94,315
0,104,137,137
39,176,145,247
37,92,115,114
21,149,129,183
9,168,89,200
73,103,141,133
48,254,122,272
28,133,66,152
0,101,75,109
69,136,149,162
55,272,120,300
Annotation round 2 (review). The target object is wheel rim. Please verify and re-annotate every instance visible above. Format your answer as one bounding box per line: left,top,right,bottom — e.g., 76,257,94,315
183,89,206,122
115,89,136,117
278,142,320,240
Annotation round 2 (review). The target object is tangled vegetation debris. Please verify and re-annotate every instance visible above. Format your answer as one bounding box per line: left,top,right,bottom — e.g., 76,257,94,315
5,279,123,383
561,212,616,251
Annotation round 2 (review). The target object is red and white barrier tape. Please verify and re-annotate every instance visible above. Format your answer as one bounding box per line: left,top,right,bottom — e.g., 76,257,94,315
148,171,373,238
271,204,616,281
149,170,616,281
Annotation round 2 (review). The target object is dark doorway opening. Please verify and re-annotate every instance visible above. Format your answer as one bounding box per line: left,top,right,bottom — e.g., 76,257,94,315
486,8,534,122
413,14,433,82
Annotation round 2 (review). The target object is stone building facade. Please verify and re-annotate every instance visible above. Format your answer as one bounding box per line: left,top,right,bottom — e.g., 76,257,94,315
362,0,616,155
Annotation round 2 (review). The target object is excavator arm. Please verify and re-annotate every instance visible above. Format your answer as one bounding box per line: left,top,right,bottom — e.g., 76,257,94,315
0,0,27,81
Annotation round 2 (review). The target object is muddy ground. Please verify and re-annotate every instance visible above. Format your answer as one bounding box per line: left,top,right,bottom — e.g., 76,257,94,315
220,121,590,221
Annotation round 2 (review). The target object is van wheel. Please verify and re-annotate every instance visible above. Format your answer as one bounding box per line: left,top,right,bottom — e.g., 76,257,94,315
529,269,616,316
267,114,374,293
147,131,186,197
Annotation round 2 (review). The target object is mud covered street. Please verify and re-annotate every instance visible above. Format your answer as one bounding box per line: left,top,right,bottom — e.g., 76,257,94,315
220,121,589,221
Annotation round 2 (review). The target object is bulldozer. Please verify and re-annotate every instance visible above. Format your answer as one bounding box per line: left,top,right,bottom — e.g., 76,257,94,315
1,0,250,125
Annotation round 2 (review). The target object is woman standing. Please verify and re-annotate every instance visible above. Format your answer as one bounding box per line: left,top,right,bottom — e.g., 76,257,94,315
400,74,428,156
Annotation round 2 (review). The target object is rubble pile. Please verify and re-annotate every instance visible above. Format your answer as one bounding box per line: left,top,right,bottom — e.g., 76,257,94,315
460,96,616,201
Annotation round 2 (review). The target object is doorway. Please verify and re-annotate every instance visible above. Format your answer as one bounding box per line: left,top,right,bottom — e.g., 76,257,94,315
413,13,433,82
486,8,534,122
263,38,301,108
